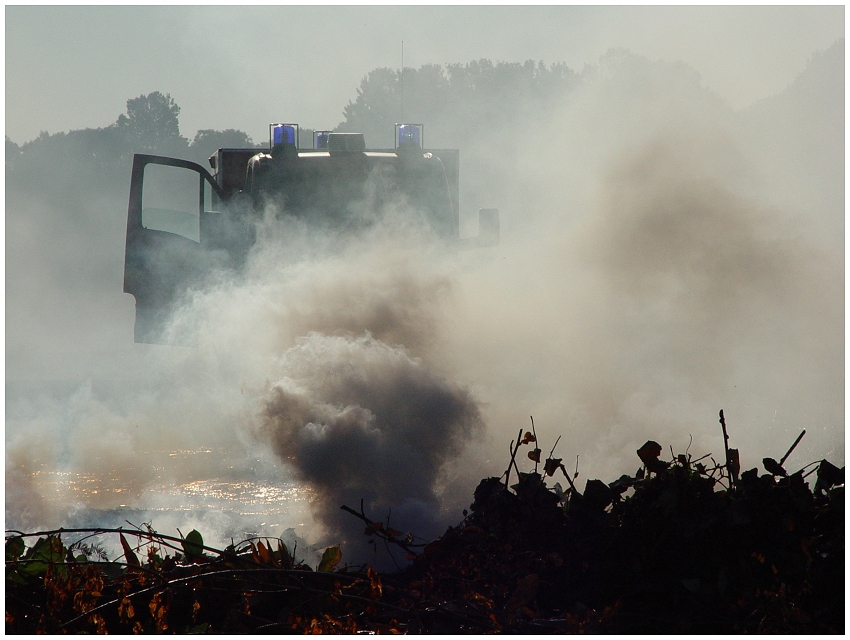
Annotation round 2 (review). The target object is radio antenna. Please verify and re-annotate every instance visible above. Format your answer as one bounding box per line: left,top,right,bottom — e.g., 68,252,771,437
400,40,404,123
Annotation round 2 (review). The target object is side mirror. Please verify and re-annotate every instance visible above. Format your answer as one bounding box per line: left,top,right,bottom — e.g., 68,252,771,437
477,208,500,247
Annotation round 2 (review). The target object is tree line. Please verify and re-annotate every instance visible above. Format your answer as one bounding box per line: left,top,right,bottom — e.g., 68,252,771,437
6,91,255,194
337,59,577,148
6,59,578,192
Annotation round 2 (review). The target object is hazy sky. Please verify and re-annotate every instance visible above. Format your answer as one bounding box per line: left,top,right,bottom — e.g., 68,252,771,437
5,5,844,145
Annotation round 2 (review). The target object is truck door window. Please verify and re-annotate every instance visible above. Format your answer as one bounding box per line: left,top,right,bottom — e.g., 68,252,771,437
141,164,201,242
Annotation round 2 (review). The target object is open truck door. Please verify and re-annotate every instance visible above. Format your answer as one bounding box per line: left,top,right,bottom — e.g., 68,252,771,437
123,154,251,343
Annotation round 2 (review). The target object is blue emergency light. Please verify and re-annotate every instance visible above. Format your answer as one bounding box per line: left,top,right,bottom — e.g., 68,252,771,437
314,130,331,150
270,123,298,148
395,123,423,148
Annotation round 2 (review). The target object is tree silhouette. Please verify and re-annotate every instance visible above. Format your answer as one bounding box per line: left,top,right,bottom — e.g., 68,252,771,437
188,128,257,165
338,60,577,149
116,91,188,155
6,136,21,166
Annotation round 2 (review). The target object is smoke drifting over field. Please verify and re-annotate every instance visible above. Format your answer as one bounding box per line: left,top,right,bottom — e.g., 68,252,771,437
442,48,844,479
6,41,844,565
155,216,487,558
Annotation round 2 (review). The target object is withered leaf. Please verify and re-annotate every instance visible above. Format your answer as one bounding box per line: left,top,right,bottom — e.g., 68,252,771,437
637,441,663,466
318,546,342,572
762,457,787,477
528,448,542,463
609,474,634,494
119,533,139,567
544,457,562,477
521,431,536,445
648,458,670,474
256,540,273,565
583,479,613,512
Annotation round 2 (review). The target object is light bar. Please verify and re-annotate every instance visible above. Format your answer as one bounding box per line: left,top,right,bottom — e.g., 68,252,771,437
395,123,423,148
314,130,331,150
270,123,298,148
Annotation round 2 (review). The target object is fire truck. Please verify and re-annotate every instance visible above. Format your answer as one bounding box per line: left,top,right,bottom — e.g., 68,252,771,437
123,124,499,343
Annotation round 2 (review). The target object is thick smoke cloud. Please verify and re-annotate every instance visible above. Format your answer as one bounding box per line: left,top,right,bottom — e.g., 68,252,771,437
439,46,843,477
151,204,487,563
6,42,843,567
257,332,482,560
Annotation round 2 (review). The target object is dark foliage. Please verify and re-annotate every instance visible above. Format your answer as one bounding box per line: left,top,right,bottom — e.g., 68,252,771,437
6,92,253,203
338,60,577,148
6,415,843,634
187,129,258,166
116,92,187,156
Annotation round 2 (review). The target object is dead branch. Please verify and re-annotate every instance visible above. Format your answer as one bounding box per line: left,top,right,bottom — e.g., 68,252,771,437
530,416,539,474
719,409,738,485
548,435,562,460
504,428,523,489
340,503,425,557
779,429,806,467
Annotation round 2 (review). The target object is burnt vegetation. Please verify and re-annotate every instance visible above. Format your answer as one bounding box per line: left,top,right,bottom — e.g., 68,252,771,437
6,411,843,634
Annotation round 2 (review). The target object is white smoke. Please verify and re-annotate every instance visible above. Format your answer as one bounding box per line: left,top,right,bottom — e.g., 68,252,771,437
440,47,843,478
6,44,843,567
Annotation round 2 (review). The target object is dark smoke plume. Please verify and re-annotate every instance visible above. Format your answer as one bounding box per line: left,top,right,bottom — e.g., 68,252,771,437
256,332,482,565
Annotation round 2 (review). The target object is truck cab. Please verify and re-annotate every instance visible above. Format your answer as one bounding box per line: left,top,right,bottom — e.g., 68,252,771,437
123,124,499,343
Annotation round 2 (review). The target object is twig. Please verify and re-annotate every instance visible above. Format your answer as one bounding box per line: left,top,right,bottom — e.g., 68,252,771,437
796,459,823,478
530,416,539,474
559,464,578,494
339,504,424,557
383,535,403,572
504,428,523,489
719,409,730,469
779,429,806,467
802,466,819,480
548,435,562,460
690,452,712,465
719,409,737,485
